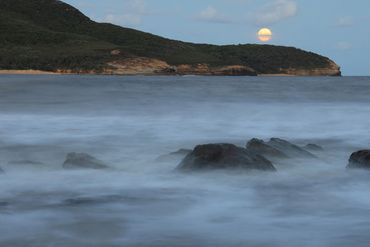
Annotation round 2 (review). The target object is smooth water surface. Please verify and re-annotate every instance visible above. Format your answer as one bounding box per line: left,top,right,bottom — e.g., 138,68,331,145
1,75,370,247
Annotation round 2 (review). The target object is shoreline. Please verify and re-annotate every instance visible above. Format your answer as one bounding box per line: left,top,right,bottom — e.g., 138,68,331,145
258,74,295,77
0,70,341,77
0,70,62,75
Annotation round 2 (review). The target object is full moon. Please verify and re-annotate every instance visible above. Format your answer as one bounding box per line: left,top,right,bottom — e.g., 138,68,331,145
258,28,272,42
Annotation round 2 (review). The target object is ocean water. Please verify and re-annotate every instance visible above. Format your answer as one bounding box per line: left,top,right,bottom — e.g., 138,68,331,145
0,75,370,247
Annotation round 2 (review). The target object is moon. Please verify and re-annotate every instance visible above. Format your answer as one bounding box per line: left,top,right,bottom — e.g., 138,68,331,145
258,28,272,42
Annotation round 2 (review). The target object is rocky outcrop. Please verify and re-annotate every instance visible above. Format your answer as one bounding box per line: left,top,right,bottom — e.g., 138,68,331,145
104,57,339,76
177,143,276,171
347,150,370,170
270,60,341,76
63,153,109,170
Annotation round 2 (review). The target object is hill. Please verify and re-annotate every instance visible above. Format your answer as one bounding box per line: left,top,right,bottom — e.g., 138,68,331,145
0,0,341,76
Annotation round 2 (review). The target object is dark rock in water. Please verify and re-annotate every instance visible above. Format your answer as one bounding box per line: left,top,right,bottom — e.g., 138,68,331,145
177,143,276,171
0,167,4,173
304,144,324,152
8,160,45,166
267,138,317,159
63,195,124,206
347,150,370,170
63,153,109,170
246,138,288,159
156,149,192,162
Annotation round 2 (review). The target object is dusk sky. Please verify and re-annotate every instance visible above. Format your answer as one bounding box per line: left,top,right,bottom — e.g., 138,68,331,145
64,0,370,75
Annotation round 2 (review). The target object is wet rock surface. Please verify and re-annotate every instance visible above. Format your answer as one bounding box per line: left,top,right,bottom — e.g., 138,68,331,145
177,143,276,171
63,153,109,170
347,150,370,170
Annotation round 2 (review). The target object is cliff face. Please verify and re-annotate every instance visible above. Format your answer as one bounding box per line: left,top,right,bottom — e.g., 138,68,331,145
103,57,337,76
272,60,341,76
0,0,341,76
32,58,340,77
91,58,257,76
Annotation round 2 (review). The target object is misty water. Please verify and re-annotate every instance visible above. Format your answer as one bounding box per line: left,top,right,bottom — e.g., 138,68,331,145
1,75,370,247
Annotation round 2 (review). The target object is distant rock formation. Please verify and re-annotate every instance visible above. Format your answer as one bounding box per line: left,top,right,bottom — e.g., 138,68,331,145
270,60,341,76
177,143,276,171
63,153,109,170
347,150,370,170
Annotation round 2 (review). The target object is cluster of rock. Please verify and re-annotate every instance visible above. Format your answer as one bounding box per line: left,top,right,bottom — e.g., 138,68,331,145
2,141,370,174
176,138,321,172
57,148,370,172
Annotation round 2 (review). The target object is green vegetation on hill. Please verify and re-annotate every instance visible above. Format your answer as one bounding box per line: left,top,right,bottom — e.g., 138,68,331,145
0,0,338,74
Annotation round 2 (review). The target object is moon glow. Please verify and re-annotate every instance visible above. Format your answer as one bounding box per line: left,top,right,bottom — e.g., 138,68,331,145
258,28,272,42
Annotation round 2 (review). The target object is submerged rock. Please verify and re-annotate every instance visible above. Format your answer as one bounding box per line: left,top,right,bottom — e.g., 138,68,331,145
0,167,4,173
246,138,288,159
304,144,324,152
156,149,192,162
347,150,370,170
63,153,109,170
267,138,317,159
177,143,276,171
8,160,45,166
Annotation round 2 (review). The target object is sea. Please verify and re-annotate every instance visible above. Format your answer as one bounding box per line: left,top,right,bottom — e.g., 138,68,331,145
1,75,370,247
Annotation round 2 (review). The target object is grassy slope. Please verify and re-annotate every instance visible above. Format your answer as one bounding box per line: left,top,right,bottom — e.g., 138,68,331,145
0,0,334,73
